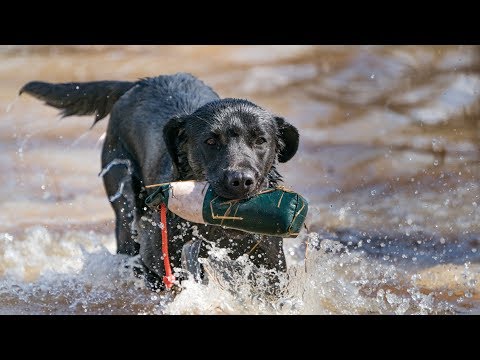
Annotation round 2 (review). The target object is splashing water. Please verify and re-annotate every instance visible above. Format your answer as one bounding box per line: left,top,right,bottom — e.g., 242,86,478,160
0,227,468,314
99,159,133,202
5,95,19,113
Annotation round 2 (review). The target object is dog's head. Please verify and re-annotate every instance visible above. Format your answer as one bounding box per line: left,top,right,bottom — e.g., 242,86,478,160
163,98,299,199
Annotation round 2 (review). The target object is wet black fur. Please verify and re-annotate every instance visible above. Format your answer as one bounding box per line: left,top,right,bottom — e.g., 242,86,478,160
20,73,299,291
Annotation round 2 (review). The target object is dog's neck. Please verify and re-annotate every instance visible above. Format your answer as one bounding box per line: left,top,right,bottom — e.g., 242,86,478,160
173,136,196,180
266,165,282,188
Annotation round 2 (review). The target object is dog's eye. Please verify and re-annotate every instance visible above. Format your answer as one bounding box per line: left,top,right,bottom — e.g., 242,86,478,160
255,137,267,145
205,138,216,146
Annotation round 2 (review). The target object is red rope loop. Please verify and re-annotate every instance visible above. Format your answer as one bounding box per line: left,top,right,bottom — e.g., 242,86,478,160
160,203,175,289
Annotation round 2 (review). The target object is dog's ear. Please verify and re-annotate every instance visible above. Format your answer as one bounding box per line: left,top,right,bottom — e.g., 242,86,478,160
275,116,299,163
163,116,186,174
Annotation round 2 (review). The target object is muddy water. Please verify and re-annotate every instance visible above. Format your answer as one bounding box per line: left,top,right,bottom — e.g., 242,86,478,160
0,45,479,314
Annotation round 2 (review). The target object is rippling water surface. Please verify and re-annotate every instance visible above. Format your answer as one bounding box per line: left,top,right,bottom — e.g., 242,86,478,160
0,45,479,314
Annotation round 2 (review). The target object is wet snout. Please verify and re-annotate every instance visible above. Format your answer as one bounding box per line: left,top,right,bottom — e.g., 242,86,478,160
223,168,257,199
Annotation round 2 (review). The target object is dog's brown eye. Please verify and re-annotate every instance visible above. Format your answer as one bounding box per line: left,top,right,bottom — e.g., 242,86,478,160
206,138,216,146
255,137,267,145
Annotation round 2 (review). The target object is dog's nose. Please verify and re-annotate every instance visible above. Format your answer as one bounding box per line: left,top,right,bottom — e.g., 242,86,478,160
224,170,255,196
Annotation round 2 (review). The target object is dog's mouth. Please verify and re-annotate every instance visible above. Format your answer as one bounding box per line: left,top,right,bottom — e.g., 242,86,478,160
208,180,265,200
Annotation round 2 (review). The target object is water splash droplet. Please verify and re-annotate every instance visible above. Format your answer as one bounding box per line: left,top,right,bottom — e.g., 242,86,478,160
5,95,19,113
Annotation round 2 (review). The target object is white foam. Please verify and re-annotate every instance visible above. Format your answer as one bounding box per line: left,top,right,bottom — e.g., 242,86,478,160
0,226,477,314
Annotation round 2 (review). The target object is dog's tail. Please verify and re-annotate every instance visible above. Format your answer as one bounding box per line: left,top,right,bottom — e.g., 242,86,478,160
19,80,136,127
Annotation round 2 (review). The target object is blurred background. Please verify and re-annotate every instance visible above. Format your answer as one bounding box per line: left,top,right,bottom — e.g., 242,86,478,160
0,45,479,314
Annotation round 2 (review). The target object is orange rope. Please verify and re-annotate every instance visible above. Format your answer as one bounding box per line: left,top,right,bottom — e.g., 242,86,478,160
160,203,175,289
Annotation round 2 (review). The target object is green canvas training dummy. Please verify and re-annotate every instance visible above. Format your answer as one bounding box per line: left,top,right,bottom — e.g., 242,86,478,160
145,180,308,238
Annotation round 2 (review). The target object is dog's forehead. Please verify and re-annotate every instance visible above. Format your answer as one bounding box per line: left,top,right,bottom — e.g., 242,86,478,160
212,107,272,132
218,109,262,125
222,115,272,136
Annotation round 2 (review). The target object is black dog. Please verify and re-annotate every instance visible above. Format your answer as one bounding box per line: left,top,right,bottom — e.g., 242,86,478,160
20,73,299,291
